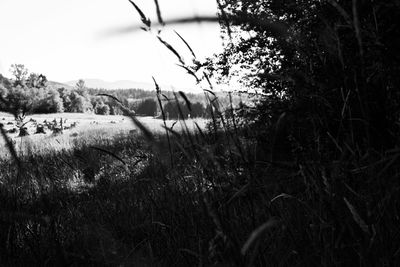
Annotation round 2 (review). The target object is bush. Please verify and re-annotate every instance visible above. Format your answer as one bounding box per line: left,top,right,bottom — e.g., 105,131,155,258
94,102,110,115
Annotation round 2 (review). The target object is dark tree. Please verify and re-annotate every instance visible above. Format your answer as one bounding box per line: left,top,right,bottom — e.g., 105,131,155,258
135,98,158,116
190,102,206,118
210,0,400,151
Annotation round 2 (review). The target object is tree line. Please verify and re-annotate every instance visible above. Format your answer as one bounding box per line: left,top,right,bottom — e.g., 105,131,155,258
0,64,222,119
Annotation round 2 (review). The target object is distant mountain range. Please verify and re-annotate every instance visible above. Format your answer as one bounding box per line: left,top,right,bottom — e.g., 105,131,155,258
65,79,156,90
2,76,197,92
48,81,74,90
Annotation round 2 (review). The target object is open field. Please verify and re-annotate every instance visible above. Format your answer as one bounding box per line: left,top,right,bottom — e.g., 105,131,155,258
0,112,208,158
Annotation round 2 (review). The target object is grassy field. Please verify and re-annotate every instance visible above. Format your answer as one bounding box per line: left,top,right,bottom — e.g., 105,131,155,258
0,109,233,266
0,108,399,266
0,112,208,158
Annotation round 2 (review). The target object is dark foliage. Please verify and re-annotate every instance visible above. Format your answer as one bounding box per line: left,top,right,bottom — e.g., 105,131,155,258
211,0,400,151
203,0,400,265
136,98,158,116
163,100,206,119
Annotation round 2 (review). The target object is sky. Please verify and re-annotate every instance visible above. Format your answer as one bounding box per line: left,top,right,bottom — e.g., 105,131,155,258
0,0,223,90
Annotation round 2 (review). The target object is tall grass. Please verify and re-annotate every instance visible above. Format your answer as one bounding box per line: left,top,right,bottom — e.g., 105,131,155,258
0,1,399,266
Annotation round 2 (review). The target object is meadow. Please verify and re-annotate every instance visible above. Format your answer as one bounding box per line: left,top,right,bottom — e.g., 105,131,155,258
0,108,251,266
0,103,398,266
0,112,207,158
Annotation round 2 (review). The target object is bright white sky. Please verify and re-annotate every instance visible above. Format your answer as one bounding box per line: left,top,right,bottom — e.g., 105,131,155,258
0,0,223,89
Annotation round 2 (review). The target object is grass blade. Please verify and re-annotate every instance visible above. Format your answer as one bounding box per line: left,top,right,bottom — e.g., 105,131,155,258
162,125,181,138
90,146,126,166
152,76,161,94
128,0,151,28
162,94,170,101
153,0,164,26
241,218,280,255
0,123,21,168
344,197,369,234
203,89,216,97
179,91,192,111
157,36,184,64
326,0,352,25
174,30,196,58
96,93,122,104
176,64,200,83
203,72,214,91
194,122,205,138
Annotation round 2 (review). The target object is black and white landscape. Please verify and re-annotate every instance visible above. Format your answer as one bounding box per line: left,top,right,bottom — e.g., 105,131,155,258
0,0,399,266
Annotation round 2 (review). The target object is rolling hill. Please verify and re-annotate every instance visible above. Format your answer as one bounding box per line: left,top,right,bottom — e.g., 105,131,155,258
65,79,155,90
